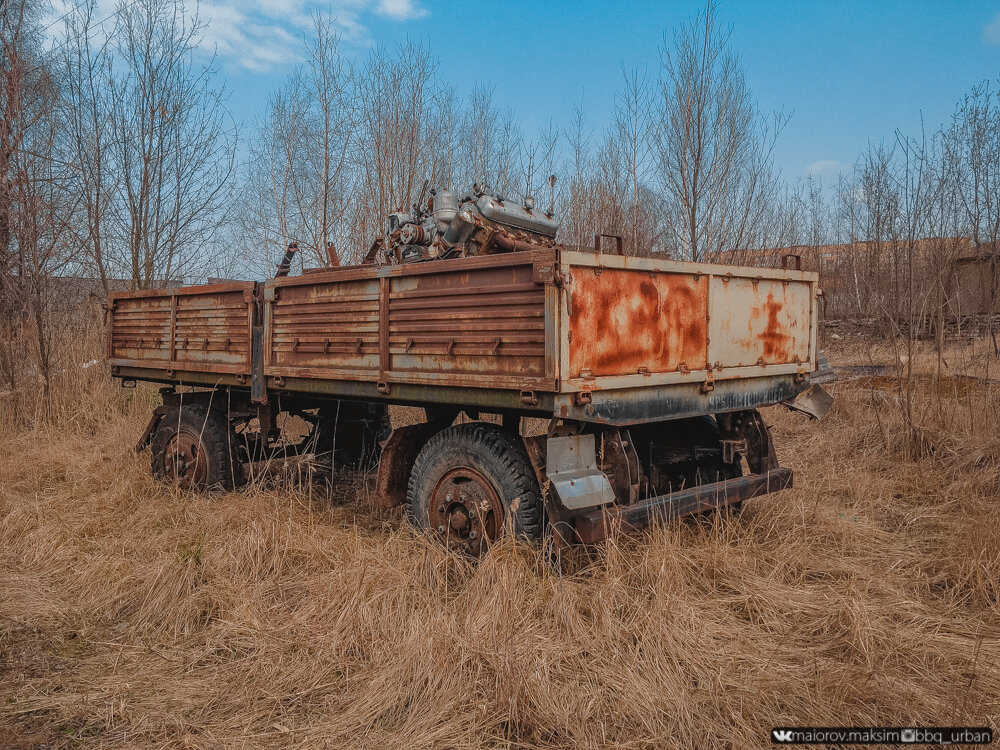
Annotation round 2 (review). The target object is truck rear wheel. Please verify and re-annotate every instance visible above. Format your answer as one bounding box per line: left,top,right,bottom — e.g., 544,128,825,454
151,404,243,491
406,423,543,555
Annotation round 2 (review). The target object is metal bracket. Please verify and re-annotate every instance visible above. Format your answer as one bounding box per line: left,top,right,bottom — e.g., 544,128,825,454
720,438,747,464
545,434,615,510
594,234,624,256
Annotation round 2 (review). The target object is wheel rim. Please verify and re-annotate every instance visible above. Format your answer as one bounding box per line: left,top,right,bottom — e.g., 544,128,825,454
428,467,504,555
163,431,207,489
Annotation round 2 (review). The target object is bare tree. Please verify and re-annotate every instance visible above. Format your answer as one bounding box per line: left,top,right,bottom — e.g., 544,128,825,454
614,66,654,254
458,83,522,196
241,14,353,271
944,82,1000,350
351,42,450,257
1,0,76,403
108,0,237,287
59,0,113,294
652,2,786,261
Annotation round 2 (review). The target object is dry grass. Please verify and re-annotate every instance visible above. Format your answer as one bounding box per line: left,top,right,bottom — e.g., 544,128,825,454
1,338,999,749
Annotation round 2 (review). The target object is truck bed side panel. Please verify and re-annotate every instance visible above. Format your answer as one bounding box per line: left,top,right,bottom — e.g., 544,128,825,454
173,287,253,371
108,283,254,376
109,295,171,364
559,251,818,392
386,257,547,382
263,251,556,391
267,275,380,374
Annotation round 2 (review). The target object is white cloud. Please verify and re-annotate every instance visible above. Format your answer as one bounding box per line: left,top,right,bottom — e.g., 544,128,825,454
376,0,428,20
199,0,427,71
804,159,850,178
43,0,428,73
985,12,1000,45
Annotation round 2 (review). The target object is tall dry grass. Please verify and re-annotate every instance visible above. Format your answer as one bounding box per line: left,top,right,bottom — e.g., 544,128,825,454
1,334,999,748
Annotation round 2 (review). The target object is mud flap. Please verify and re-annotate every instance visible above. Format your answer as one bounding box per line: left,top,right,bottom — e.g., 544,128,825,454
544,434,615,510
784,384,834,420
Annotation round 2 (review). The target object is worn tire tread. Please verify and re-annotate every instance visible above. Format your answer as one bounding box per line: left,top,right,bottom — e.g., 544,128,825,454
150,403,243,491
406,422,543,542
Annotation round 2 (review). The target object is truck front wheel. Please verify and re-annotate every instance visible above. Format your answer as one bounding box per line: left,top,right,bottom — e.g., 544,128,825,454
406,423,543,555
151,404,244,491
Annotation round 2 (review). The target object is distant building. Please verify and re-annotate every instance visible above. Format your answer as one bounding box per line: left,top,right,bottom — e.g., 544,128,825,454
951,244,1000,315
712,237,1000,319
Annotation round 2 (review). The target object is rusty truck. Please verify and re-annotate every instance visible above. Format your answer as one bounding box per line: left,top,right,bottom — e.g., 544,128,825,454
107,185,820,555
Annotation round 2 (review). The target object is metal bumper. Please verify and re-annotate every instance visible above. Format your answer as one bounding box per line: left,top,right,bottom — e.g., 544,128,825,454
571,467,793,543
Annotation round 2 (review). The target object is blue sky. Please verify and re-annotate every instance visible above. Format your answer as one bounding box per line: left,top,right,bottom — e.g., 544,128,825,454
48,0,1000,183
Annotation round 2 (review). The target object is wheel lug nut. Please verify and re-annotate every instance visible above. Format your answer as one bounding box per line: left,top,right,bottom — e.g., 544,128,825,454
438,505,445,513
469,530,477,540
437,525,445,534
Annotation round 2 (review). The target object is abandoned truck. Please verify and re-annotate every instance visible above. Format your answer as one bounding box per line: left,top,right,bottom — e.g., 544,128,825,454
107,185,820,554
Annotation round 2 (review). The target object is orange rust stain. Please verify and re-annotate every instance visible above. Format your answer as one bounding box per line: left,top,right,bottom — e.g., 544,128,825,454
757,292,789,361
569,270,708,377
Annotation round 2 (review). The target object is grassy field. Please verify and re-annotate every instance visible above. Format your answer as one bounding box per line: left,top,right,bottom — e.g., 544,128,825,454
1,338,999,748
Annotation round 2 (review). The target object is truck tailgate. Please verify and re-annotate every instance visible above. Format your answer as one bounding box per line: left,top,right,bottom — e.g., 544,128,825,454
560,250,818,389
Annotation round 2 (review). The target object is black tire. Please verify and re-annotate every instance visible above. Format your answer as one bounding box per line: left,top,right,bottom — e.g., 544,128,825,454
151,404,243,491
406,422,543,554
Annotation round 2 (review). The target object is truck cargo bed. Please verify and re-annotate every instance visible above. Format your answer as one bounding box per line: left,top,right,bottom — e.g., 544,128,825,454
108,249,819,425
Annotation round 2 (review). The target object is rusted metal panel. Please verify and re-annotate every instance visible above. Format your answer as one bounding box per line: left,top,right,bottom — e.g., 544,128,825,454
108,283,253,373
260,251,555,392
707,276,812,369
558,251,818,399
386,255,548,381
568,267,708,378
108,295,172,363
172,287,252,369
266,275,380,374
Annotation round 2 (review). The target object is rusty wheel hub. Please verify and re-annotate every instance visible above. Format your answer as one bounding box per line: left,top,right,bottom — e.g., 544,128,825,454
163,431,207,490
428,468,504,555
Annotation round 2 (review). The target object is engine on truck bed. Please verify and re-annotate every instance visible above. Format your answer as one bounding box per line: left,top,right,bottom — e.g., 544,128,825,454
372,183,560,264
